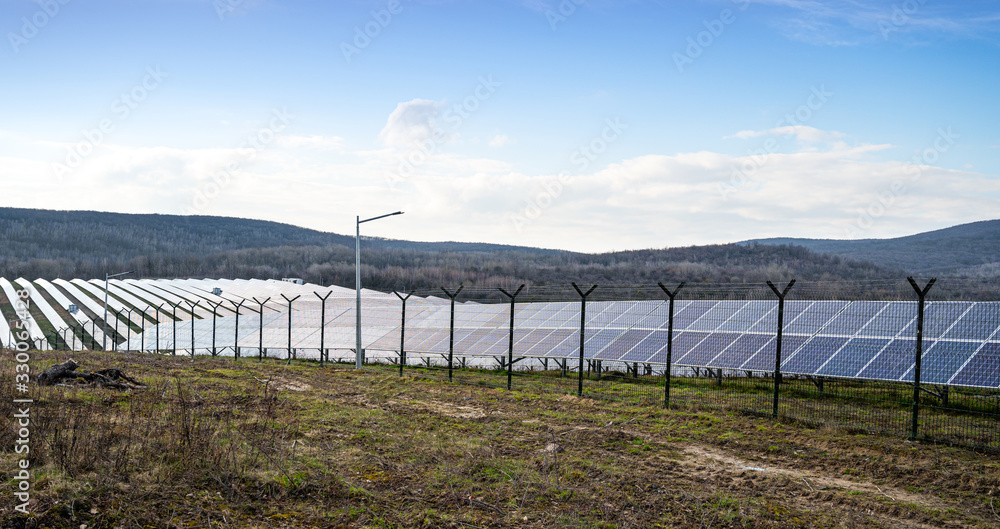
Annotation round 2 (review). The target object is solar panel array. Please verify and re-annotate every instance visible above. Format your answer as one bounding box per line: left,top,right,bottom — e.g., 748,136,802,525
1,277,998,389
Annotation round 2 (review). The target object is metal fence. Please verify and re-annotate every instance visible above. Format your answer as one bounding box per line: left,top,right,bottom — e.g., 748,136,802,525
10,277,1000,453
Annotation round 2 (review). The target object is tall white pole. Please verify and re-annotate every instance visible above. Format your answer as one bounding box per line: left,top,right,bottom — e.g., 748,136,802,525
103,273,109,351
356,216,362,369
354,211,403,369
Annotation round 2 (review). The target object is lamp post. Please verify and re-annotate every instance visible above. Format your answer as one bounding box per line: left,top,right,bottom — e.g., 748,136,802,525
103,271,132,351
356,211,403,369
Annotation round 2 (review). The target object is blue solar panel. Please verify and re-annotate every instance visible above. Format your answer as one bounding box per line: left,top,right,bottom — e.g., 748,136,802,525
742,334,804,372
652,331,709,364
595,329,652,360
781,336,849,375
619,329,671,362
672,301,717,329
858,302,915,338
545,331,581,357
688,302,747,332
607,301,660,329
514,329,555,354
783,301,847,335
525,329,573,356
942,304,1000,341
711,333,772,369
949,342,1000,388
857,339,919,381
583,328,624,357
586,302,629,327
677,332,741,367
902,302,972,339
717,302,772,333
817,337,890,378
902,340,981,384
633,302,676,329
823,302,888,337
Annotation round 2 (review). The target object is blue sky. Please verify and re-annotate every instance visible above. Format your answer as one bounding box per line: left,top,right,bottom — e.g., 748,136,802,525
1,0,998,252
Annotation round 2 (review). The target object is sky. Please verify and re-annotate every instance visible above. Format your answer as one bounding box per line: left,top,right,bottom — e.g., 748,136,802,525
1,0,998,253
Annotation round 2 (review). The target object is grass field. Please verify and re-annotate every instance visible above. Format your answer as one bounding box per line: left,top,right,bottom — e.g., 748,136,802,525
2,350,999,528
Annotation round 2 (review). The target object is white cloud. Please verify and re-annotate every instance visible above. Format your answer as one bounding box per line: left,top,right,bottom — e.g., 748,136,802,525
0,124,997,253
726,126,845,143
489,134,510,147
377,98,446,148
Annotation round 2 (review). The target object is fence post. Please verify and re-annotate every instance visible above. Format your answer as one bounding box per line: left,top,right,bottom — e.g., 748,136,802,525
315,291,332,366
155,304,163,353
572,283,598,397
230,299,245,360
186,300,200,358
113,309,120,351
658,282,685,408
253,297,271,361
766,280,796,419
208,301,223,356
907,276,936,441
170,302,181,356
394,291,414,375
281,294,301,364
442,286,464,382
499,285,525,391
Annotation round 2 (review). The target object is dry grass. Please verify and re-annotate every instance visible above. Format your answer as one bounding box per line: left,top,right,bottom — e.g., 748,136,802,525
2,350,999,528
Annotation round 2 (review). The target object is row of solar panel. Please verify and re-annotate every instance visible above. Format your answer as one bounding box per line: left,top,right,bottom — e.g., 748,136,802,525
397,300,1000,341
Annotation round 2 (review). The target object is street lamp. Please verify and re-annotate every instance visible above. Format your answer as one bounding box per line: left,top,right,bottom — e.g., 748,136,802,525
356,211,403,369
103,271,132,351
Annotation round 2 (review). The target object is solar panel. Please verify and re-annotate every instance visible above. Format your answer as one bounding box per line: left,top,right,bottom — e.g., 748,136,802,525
711,333,773,369
716,302,772,333
742,334,803,372
671,301,717,329
783,301,847,335
816,337,890,378
857,339,919,381
941,303,1000,341
524,329,573,357
857,301,915,338
676,332,741,367
949,342,1000,388
903,340,981,384
618,329,671,362
781,336,849,375
595,329,652,361
822,301,888,337
687,301,746,332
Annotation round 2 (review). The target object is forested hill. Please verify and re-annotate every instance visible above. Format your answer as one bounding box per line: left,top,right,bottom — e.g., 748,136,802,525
0,207,564,260
1,207,987,299
746,219,1000,276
